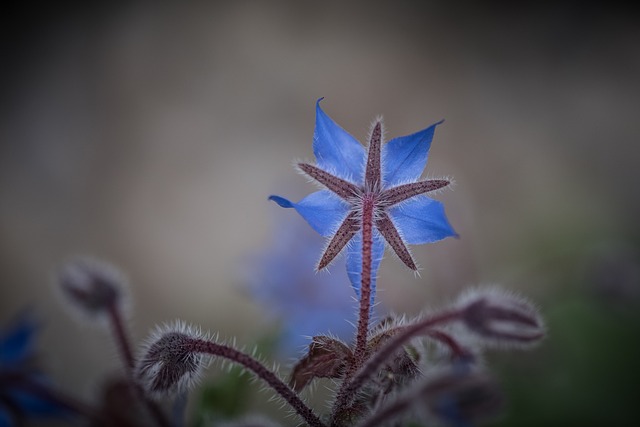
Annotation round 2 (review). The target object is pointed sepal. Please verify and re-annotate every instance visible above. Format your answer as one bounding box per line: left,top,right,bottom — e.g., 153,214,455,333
289,336,353,392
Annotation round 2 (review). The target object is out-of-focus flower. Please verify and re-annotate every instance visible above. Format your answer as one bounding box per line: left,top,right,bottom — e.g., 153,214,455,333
418,367,504,427
270,99,456,299
456,287,545,348
244,216,359,357
0,312,69,426
56,256,129,324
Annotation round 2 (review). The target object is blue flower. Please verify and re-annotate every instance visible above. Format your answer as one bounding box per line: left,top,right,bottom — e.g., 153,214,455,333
270,99,457,297
243,217,360,357
0,312,69,427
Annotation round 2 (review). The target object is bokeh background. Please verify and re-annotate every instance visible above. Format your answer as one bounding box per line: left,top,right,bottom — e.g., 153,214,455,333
2,2,639,426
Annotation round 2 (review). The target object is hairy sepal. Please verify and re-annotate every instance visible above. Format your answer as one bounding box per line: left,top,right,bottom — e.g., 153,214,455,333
289,335,353,392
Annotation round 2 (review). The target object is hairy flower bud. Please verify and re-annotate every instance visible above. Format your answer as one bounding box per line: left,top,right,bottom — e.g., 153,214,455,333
136,321,207,398
57,257,128,321
456,287,545,348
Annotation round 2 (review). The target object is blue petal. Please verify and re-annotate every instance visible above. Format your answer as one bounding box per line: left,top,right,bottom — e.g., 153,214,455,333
389,196,457,244
269,191,349,237
313,99,365,182
346,231,385,303
383,120,444,187
7,383,69,417
0,312,37,366
0,409,13,427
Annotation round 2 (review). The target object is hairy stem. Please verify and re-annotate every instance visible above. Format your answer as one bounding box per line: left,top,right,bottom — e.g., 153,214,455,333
355,195,375,365
426,329,470,360
356,390,414,427
192,339,326,427
359,370,503,427
331,196,375,425
107,303,171,427
341,310,462,409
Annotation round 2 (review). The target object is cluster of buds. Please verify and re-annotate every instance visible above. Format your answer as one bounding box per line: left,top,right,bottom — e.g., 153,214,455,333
127,285,544,427
41,103,547,427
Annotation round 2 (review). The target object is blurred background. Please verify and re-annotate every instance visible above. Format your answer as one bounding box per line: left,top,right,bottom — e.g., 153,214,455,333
1,1,639,426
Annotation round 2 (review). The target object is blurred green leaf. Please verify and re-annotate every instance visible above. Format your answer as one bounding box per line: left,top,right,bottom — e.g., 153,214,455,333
192,332,280,425
491,297,640,427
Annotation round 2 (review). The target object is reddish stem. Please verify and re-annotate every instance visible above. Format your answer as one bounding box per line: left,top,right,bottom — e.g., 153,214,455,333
426,330,471,360
354,195,375,365
331,196,375,425
191,339,326,427
107,303,135,370
107,303,171,427
341,310,462,406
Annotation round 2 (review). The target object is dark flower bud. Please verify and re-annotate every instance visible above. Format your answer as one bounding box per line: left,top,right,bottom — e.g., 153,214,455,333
57,257,128,322
456,287,545,348
136,321,207,398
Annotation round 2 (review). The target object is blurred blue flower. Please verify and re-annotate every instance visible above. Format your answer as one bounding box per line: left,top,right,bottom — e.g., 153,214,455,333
0,312,69,427
270,99,457,298
244,217,360,358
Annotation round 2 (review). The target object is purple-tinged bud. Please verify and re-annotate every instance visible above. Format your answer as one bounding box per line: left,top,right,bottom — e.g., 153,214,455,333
57,257,128,321
456,287,545,348
136,321,208,398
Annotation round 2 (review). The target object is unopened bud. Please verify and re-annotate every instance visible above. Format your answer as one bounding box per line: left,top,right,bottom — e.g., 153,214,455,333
136,321,207,397
457,287,545,348
57,257,127,320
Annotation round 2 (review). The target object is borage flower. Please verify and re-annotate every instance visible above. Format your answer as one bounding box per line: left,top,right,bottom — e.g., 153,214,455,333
270,99,457,299
243,218,359,357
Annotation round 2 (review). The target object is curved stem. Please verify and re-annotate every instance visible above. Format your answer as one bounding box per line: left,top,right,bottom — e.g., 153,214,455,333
340,310,462,410
191,339,326,427
356,391,413,427
426,329,470,360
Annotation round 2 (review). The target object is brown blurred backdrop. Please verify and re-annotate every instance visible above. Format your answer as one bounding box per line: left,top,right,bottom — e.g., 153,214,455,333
1,2,639,425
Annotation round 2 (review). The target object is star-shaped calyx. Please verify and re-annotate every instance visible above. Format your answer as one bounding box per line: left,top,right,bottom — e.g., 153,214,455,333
270,99,456,295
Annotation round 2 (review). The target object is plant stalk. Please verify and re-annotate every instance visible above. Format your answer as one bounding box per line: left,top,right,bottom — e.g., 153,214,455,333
107,303,171,427
192,339,326,427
